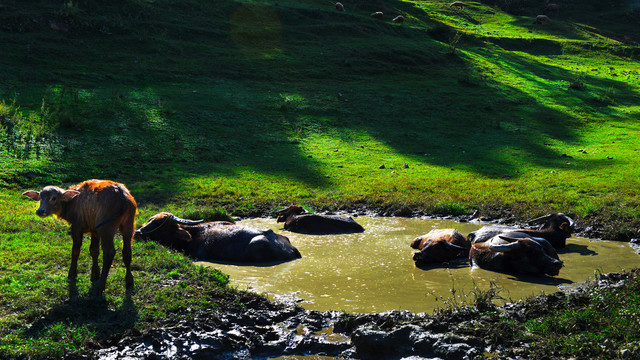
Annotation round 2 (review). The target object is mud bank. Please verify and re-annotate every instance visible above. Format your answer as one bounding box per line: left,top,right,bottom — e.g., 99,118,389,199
82,270,638,360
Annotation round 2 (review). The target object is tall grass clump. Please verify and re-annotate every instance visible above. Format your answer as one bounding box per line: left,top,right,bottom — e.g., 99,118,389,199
39,86,88,129
0,99,60,161
515,271,640,359
569,73,587,90
447,32,462,56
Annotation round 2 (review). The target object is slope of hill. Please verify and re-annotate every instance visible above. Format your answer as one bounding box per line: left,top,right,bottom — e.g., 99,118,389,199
1,1,640,357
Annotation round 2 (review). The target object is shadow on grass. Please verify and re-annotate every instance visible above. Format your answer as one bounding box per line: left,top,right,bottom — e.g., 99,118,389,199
25,284,138,343
1,0,638,207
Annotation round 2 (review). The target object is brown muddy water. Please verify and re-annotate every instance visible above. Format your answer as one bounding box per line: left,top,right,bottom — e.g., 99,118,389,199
198,217,639,314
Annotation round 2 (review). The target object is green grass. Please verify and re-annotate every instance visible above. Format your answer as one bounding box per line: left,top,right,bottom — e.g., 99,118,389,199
1,0,640,357
465,270,640,359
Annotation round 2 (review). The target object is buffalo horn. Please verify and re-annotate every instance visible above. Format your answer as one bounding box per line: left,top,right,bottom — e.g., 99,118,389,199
558,213,576,227
276,205,307,215
489,240,522,252
443,241,468,251
527,213,552,224
171,215,204,225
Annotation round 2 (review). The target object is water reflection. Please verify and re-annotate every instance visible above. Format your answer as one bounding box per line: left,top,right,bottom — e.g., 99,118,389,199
197,216,639,314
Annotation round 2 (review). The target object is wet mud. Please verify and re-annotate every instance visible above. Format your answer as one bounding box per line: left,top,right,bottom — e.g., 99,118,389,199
77,214,640,359
87,271,637,360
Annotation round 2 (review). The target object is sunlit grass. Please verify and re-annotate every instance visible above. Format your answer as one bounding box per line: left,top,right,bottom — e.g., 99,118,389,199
0,0,640,357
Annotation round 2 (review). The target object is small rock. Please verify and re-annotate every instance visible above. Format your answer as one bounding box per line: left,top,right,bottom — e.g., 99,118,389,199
49,20,69,32
403,164,409,169
607,156,613,159
379,165,385,169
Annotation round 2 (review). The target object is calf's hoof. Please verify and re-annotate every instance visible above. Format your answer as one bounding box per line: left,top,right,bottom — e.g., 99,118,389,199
125,273,134,288
68,270,77,280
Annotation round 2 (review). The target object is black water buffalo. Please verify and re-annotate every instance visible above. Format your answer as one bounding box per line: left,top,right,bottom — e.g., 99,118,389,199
135,212,301,264
410,229,470,266
467,213,575,248
276,205,364,234
470,235,563,276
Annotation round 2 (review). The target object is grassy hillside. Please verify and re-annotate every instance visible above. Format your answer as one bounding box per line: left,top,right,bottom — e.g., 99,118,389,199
1,0,640,357
1,0,639,237
1,0,639,231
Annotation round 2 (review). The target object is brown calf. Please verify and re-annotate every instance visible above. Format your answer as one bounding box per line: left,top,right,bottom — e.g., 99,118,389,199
23,179,137,295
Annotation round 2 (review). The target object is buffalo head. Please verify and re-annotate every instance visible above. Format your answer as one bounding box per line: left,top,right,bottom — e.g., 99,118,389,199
23,186,80,218
412,239,469,265
135,212,205,251
411,229,470,266
484,235,564,276
276,205,306,222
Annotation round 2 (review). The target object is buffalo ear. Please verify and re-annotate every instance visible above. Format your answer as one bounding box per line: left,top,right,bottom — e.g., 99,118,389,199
22,191,40,201
560,222,569,231
62,190,80,202
410,237,423,249
175,228,192,243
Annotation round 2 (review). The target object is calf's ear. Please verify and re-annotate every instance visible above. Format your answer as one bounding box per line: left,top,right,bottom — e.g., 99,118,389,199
22,191,40,201
61,190,80,202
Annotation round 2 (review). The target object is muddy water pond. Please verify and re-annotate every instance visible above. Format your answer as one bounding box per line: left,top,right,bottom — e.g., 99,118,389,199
198,217,639,314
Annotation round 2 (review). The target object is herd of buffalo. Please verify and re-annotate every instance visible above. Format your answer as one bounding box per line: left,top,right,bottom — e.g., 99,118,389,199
23,179,575,295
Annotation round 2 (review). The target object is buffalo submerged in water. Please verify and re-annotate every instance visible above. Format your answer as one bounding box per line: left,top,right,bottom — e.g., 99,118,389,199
276,205,365,234
135,212,301,264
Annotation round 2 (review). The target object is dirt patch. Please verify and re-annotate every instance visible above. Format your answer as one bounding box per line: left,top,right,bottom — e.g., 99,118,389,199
71,270,639,359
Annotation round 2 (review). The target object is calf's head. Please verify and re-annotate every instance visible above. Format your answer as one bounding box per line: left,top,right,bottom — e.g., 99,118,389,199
22,186,80,217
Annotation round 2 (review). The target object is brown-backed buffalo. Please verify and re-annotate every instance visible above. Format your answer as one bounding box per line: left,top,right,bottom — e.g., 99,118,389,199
135,212,301,264
470,235,563,276
410,229,470,266
467,213,575,248
276,205,364,234
23,179,137,295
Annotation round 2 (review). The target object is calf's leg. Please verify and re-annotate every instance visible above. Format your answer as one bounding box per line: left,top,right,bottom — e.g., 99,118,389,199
94,227,116,295
89,232,100,282
120,220,135,289
69,228,83,280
